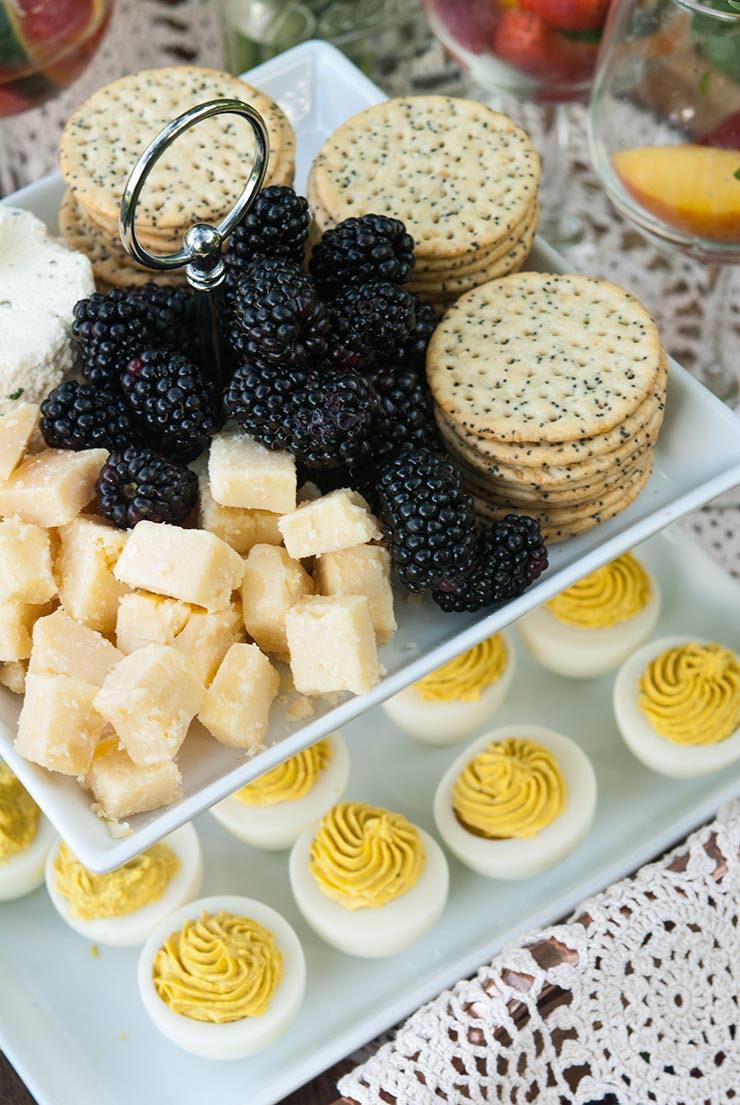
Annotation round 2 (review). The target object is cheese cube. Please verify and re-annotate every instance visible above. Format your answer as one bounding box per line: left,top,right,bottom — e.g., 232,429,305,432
208,432,296,513
56,515,128,634
86,738,183,820
199,642,279,748
15,673,105,775
0,518,57,604
174,601,245,686
278,489,382,559
0,660,27,695
94,644,204,766
0,600,55,661
314,545,397,644
116,592,191,654
241,543,313,660
0,403,38,481
286,595,380,695
114,520,244,612
198,471,282,555
29,608,122,685
0,448,107,527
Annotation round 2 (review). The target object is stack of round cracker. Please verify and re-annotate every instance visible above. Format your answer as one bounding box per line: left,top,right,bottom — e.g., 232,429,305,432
306,96,540,310
58,66,295,289
427,273,667,543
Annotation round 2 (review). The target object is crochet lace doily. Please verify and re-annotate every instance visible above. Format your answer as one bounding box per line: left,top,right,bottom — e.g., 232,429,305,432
340,800,740,1105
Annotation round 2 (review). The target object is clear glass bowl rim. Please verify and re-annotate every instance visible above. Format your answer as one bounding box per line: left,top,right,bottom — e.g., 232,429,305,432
670,0,740,22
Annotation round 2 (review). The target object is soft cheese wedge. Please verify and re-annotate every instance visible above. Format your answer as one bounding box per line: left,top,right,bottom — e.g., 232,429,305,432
0,448,107,527
114,521,245,612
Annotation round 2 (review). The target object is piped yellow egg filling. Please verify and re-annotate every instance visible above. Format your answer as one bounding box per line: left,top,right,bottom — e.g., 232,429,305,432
0,762,39,861
153,910,283,1023
452,737,566,839
545,552,650,629
639,641,740,746
54,840,180,920
234,739,332,807
414,634,507,703
309,801,425,911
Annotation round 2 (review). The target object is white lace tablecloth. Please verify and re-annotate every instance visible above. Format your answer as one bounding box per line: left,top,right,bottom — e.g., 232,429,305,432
2,7,740,1101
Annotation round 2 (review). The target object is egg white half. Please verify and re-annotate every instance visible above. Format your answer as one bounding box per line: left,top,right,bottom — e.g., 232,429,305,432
289,824,448,958
138,894,306,1061
210,732,350,850
45,823,203,947
614,634,740,778
0,813,55,902
382,630,516,745
434,724,597,880
516,574,661,679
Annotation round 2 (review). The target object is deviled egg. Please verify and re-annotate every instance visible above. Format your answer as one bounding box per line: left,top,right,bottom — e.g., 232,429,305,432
614,636,740,778
0,761,55,901
434,724,597,879
210,733,349,850
289,801,448,958
138,894,306,1060
382,631,516,745
45,823,202,946
517,552,660,678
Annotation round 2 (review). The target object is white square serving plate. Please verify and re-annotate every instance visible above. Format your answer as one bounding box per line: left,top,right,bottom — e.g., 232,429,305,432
2,40,740,872
3,525,740,1105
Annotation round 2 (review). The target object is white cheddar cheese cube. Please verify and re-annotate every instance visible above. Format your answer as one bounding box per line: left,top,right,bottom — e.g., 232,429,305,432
0,518,57,604
174,601,245,686
0,600,54,661
15,673,105,775
314,544,397,644
86,738,183,820
278,489,382,559
56,515,128,634
286,594,380,696
114,520,244,612
0,403,39,481
29,608,122,686
198,469,282,554
0,660,26,695
116,592,191,654
0,448,107,526
208,432,296,513
116,592,244,686
94,643,204,766
241,543,313,660
199,642,279,748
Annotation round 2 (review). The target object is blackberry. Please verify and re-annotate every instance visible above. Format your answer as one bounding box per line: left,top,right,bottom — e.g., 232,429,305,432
309,214,415,298
127,283,197,353
376,448,477,593
97,447,198,529
395,300,438,370
290,369,374,470
366,363,438,466
122,349,220,462
224,186,310,289
72,289,159,389
432,516,548,613
228,258,329,367
224,360,309,452
328,281,417,370
40,381,139,452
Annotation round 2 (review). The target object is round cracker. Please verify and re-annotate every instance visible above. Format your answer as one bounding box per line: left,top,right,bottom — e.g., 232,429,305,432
433,358,667,468
411,202,538,279
427,272,662,443
60,67,291,232
311,97,539,261
408,219,536,298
